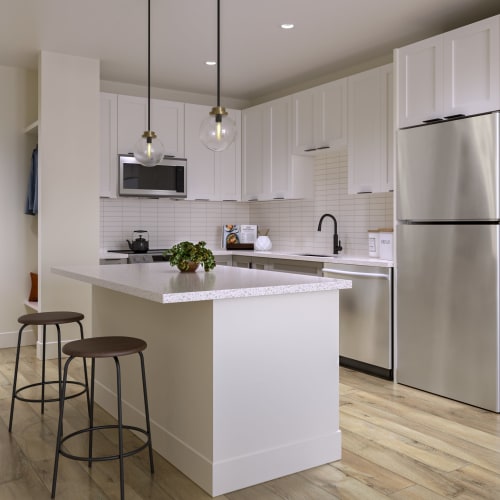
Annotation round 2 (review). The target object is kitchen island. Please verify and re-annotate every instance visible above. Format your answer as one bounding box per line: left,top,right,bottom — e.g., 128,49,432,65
53,262,351,496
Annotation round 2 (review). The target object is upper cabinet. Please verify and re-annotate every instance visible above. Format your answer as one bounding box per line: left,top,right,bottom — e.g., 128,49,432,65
117,95,185,157
347,64,394,194
242,96,313,201
100,92,118,198
185,103,241,201
396,15,500,128
291,78,347,155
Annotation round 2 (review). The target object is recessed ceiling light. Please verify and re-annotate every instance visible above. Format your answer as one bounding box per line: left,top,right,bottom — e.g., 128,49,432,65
281,23,294,30
205,61,216,66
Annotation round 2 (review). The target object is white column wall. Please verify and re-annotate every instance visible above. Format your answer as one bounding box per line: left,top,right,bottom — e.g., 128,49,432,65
38,51,100,348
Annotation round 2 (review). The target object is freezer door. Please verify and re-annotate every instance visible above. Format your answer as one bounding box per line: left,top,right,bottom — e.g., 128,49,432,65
397,112,500,221
396,224,500,412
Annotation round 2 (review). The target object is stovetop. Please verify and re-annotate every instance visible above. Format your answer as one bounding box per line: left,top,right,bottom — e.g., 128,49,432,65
109,249,169,255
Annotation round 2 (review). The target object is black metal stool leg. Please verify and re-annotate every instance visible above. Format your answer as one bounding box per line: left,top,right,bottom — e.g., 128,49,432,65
9,324,28,432
77,320,91,418
41,325,47,414
139,351,154,474
88,358,95,468
56,324,62,405
51,355,74,499
114,356,125,500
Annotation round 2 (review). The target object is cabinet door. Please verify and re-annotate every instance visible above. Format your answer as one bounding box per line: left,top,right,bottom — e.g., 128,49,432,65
266,96,292,199
443,15,500,117
318,79,347,149
117,95,147,154
291,89,315,154
242,105,265,201
396,35,443,128
216,109,241,201
382,65,394,192
117,95,184,157
185,105,241,201
348,64,393,194
185,103,217,200
100,93,118,197
150,98,185,157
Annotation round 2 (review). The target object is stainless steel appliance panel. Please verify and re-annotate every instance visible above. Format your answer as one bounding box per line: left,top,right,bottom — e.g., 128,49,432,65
397,112,499,221
323,264,392,375
397,223,500,412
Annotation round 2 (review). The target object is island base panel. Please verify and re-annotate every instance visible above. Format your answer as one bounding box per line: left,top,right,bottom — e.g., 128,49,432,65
91,286,341,496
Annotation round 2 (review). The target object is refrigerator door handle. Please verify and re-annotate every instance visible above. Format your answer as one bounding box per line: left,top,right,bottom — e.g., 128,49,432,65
322,268,391,280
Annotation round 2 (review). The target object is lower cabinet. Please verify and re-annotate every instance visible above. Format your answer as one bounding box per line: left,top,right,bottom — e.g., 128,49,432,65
232,255,322,276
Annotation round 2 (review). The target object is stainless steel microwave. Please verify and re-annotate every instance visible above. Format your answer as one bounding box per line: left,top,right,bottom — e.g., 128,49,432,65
118,154,187,198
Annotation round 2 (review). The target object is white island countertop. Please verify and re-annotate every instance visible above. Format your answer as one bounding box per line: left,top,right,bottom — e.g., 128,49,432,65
53,262,351,304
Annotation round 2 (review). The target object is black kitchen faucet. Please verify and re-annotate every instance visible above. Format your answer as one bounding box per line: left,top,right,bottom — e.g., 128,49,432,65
317,213,343,254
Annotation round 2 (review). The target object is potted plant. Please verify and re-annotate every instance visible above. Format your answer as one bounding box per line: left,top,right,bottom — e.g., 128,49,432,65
163,241,216,272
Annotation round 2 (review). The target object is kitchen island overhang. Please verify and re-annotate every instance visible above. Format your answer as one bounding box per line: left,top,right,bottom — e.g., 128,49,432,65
53,263,351,496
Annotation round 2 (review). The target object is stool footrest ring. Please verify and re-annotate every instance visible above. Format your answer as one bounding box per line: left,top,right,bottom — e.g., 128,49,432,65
14,380,87,404
59,424,151,462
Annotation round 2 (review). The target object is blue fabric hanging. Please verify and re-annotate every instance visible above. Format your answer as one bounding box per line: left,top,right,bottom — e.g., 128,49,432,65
25,145,38,215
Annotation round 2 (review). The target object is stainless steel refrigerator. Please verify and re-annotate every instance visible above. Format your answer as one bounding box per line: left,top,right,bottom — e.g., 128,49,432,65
396,111,500,412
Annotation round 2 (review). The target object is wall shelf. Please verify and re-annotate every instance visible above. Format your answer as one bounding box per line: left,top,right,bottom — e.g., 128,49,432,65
24,300,40,312
24,121,38,135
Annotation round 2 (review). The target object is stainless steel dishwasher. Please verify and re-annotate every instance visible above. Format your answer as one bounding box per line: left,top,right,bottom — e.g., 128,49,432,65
322,263,393,379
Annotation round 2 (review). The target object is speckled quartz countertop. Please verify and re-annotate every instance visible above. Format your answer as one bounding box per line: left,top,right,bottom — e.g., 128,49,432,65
53,262,351,304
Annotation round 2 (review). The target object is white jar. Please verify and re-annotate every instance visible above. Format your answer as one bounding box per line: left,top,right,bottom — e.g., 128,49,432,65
254,235,272,251
378,230,393,260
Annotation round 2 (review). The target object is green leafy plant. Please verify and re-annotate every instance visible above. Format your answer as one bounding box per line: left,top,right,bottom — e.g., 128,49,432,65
163,241,216,272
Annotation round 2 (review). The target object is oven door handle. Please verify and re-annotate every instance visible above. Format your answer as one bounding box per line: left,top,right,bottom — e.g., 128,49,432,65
322,268,391,280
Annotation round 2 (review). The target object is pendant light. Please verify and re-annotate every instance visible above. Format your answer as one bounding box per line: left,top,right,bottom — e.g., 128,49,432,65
133,0,165,166
200,0,237,152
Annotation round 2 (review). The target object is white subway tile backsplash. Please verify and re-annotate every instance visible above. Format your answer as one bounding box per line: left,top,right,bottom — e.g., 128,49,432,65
101,151,393,256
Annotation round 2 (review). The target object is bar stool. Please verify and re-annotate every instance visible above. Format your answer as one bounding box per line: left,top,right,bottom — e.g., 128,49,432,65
9,311,90,432
51,336,154,500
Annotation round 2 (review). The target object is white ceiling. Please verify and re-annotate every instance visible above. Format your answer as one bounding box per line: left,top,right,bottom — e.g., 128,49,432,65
1,0,499,103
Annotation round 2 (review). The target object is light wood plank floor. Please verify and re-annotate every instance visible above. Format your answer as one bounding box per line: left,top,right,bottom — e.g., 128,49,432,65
0,346,499,499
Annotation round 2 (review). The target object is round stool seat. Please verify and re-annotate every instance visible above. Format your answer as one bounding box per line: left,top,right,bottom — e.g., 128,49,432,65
18,311,84,326
63,336,147,359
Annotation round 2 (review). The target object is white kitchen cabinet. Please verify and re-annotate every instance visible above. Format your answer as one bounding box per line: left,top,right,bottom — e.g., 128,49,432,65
291,78,347,155
185,103,241,201
396,14,500,128
100,92,118,198
242,96,313,201
117,94,185,157
348,64,394,194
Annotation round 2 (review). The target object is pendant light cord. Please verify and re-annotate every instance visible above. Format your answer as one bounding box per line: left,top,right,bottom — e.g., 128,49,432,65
217,0,221,108
147,0,151,131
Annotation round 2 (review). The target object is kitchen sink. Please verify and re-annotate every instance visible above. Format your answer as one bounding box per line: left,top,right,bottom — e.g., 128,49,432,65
294,253,338,258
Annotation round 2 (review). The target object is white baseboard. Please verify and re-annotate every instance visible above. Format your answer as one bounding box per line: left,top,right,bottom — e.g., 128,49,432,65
0,328,36,349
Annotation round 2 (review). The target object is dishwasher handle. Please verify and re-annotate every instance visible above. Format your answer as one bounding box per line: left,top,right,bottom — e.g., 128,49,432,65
322,268,391,280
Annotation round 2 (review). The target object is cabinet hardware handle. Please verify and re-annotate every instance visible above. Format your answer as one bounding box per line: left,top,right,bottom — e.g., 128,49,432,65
422,118,443,123
357,190,373,194
316,146,330,150
273,197,285,200
304,148,317,152
443,114,466,120
322,268,391,280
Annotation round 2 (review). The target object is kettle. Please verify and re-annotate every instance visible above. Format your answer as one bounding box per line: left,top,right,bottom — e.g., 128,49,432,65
127,230,149,253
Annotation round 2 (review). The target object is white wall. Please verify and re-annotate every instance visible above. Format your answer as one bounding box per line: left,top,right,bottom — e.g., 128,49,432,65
0,65,38,347
38,51,100,344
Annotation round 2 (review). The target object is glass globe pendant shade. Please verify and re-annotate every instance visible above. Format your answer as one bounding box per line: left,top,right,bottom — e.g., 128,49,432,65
133,130,165,167
200,106,237,152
